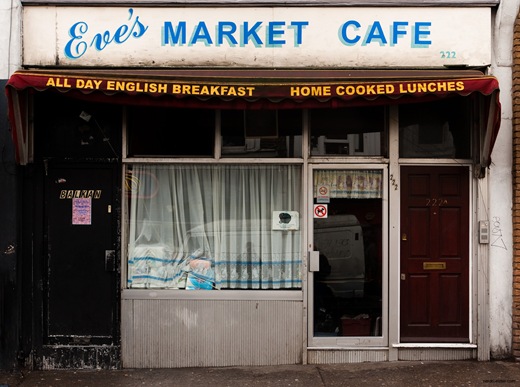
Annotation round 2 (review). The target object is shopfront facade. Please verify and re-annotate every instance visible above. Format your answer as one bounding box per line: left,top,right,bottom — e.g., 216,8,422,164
3,1,514,369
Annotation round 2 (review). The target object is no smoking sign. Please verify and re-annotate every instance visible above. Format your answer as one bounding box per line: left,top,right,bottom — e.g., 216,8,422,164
317,184,330,204
314,204,328,218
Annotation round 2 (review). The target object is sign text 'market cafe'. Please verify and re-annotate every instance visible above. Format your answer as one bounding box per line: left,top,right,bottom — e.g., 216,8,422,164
63,8,432,60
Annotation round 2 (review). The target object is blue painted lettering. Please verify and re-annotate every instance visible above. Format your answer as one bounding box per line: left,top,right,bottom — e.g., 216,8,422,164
363,22,387,46
90,9,148,51
64,22,89,59
287,21,308,46
340,20,361,46
339,19,432,48
412,22,432,48
162,21,187,45
191,22,213,46
217,22,238,46
391,21,408,46
267,21,286,47
162,20,307,48
242,22,263,46
64,8,148,59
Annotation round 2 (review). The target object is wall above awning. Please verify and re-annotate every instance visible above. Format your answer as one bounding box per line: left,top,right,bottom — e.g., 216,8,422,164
5,68,500,168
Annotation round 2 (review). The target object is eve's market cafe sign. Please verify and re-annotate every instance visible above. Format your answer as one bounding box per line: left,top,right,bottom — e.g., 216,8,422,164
24,6,491,68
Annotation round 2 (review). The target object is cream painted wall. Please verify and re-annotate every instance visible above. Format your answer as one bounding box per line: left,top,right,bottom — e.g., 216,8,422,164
0,0,21,79
489,0,519,358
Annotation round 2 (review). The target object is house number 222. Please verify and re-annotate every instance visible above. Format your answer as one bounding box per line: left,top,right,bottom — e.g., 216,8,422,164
440,51,456,59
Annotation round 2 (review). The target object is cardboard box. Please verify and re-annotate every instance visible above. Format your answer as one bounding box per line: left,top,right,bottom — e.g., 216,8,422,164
341,317,371,336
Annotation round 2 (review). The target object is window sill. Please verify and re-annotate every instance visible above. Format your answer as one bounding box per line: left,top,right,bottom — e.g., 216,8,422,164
122,288,303,301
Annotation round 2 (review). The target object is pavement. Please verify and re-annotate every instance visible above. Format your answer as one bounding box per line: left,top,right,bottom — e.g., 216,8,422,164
1,360,520,387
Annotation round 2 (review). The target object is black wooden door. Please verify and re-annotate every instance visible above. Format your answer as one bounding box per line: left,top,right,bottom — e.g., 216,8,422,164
44,163,118,345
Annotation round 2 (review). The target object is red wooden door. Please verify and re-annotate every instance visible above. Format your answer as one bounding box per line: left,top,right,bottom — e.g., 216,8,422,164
400,166,469,342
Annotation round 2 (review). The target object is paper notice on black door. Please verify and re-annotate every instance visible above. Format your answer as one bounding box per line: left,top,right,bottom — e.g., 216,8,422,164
72,197,92,225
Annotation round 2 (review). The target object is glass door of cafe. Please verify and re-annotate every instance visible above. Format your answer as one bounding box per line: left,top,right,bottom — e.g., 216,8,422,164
309,165,387,346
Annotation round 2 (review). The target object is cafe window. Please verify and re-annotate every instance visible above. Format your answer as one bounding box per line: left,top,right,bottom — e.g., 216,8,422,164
126,164,302,290
310,106,387,157
127,106,215,157
399,97,472,159
221,109,303,158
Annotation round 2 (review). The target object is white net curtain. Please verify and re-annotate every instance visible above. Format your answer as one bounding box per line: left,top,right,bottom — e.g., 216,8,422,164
127,164,302,290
